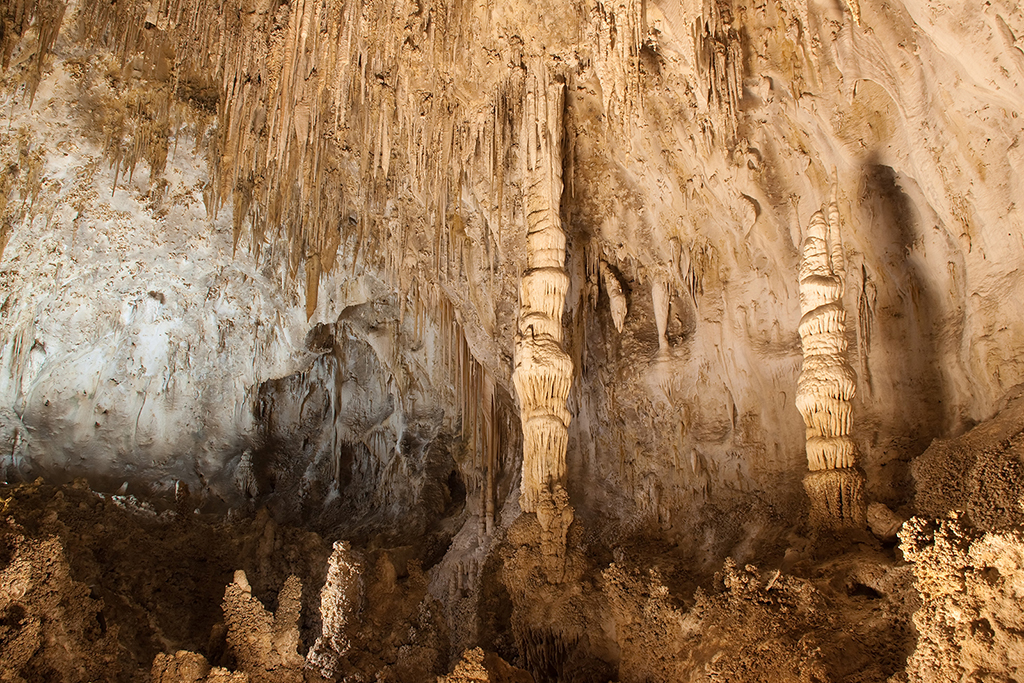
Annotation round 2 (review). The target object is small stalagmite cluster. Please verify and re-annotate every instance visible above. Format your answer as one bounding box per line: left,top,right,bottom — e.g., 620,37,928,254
221,570,305,681
511,68,574,577
796,194,867,529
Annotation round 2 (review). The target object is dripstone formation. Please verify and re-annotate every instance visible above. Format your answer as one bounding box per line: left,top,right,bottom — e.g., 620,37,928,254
796,193,867,529
511,68,575,580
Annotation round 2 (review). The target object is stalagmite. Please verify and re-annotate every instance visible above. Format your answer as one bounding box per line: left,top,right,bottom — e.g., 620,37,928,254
222,571,305,678
796,193,867,530
511,68,574,579
307,541,363,679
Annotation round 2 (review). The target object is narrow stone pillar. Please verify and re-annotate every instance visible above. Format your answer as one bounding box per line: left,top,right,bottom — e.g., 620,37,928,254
796,193,867,529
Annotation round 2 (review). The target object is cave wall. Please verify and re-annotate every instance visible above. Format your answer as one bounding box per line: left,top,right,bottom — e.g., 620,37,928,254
0,0,1022,553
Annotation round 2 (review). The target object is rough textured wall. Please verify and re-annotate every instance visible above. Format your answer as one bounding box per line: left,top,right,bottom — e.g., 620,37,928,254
1,0,1024,557
560,0,1024,544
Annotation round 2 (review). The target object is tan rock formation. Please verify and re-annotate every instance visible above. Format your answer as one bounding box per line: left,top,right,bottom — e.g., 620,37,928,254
151,651,248,683
511,67,574,578
437,647,535,683
599,260,627,333
842,0,862,25
796,194,867,529
307,541,363,679
0,528,122,681
901,514,1024,683
5,0,1024,679
651,275,670,353
867,502,905,541
221,571,304,683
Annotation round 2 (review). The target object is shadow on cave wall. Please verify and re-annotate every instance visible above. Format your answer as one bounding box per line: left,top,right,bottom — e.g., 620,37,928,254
857,161,947,507
250,323,466,560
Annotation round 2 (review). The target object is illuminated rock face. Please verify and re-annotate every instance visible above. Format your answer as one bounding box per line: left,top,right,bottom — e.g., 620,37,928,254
511,70,574,577
5,0,1024,537
796,196,866,529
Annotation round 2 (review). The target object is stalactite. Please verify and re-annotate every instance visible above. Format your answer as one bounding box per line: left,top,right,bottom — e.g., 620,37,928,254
511,67,573,581
0,0,553,326
694,0,743,142
589,0,644,138
599,260,627,332
856,265,877,396
517,627,579,682
796,192,867,530
0,0,66,103
651,274,670,351
427,286,500,536
0,0,484,311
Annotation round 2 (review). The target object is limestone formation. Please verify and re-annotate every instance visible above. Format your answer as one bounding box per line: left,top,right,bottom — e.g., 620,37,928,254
221,571,304,682
1,0,1022,546
151,651,248,683
0,529,121,681
796,195,867,529
511,68,574,578
307,541,363,679
3,0,1024,680
841,0,862,25
233,449,257,499
867,502,905,541
651,275,670,353
599,261,627,333
900,514,1024,683
437,648,535,683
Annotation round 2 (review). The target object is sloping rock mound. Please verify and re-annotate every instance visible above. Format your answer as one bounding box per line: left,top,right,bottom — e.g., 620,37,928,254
603,555,915,683
901,515,1024,683
439,648,534,683
0,516,121,681
913,387,1024,531
151,651,247,683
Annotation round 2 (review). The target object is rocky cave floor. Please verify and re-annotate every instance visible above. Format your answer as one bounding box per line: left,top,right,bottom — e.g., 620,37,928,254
0,478,911,683
5,391,1024,683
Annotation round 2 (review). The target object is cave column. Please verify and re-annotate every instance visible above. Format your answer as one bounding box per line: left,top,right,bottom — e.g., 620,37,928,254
511,67,574,578
796,191,867,529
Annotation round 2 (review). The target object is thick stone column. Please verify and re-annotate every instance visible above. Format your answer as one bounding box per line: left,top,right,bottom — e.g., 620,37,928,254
796,194,867,529
512,69,574,576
